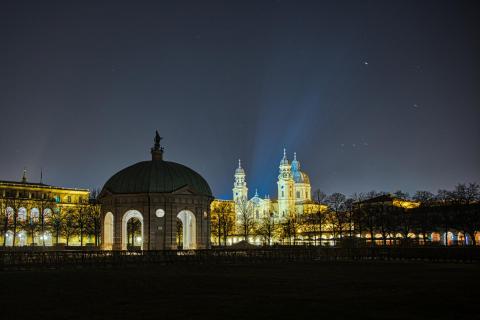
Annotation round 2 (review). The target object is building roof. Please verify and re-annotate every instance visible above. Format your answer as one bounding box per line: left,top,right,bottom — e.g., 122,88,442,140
0,180,89,193
101,160,212,196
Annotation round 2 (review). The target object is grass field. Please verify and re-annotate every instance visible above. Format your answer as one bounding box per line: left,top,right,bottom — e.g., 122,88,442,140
1,261,478,319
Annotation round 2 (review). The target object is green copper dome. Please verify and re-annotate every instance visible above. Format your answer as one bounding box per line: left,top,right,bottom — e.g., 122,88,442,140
102,160,212,196
102,131,212,197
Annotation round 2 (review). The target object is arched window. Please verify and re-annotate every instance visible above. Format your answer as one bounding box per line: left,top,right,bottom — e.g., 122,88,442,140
30,208,40,223
17,208,27,222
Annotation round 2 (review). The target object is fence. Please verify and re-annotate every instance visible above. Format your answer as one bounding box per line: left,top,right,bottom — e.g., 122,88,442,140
1,246,480,270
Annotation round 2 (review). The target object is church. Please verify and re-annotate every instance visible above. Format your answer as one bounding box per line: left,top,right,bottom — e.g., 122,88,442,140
232,149,324,221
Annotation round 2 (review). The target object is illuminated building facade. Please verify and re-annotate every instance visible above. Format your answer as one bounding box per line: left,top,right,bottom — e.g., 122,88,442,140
0,170,90,246
233,149,323,220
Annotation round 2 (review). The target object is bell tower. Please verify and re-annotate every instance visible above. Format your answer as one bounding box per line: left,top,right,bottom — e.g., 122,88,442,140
233,159,248,203
277,149,295,218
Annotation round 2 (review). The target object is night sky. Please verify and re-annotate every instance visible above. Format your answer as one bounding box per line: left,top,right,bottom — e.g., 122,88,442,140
1,0,479,199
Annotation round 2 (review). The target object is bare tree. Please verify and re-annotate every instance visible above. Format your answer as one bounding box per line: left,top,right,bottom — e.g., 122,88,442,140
256,211,277,245
0,197,8,247
412,191,435,245
236,198,255,242
280,214,300,245
62,209,77,246
325,193,346,245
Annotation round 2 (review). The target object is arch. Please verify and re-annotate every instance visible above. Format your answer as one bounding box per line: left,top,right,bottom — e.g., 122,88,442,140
121,210,144,250
104,212,114,250
5,230,13,246
18,207,27,222
40,231,53,246
43,208,53,222
431,232,441,242
177,210,196,250
457,232,467,245
17,230,27,246
30,208,40,223
444,231,455,246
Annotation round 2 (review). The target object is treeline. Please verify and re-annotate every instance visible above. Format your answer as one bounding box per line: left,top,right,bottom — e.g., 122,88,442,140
0,193,102,247
211,182,480,247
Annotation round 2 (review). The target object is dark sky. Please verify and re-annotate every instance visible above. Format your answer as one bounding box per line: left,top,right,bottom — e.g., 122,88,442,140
1,0,479,199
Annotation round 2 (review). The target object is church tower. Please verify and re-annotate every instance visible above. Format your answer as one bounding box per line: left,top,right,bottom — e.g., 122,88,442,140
233,159,248,204
277,149,295,218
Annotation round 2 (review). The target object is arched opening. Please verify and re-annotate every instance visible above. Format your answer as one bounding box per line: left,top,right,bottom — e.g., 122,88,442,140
177,210,196,250
431,232,441,243
121,210,143,250
457,232,466,246
18,207,27,222
104,212,114,250
5,230,13,246
17,230,27,246
444,231,455,246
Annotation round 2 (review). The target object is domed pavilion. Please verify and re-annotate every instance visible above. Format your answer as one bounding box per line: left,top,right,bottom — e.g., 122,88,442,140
98,132,213,250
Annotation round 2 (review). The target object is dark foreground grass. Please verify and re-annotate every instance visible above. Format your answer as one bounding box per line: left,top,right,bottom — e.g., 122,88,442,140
0,261,479,320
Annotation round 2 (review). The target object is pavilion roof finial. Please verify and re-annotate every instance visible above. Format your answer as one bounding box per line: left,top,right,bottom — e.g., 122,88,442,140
238,158,242,169
151,130,164,161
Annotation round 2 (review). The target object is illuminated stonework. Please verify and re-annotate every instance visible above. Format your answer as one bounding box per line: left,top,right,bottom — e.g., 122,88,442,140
231,149,324,221
0,171,90,246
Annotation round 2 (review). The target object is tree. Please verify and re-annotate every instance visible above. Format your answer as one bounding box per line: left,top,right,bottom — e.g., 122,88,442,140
302,209,327,246
451,183,480,245
325,193,346,245
62,209,77,246
77,205,89,246
50,208,63,245
86,202,102,246
36,194,56,247
393,190,410,200
0,197,8,247
236,198,255,242
5,197,25,247
280,214,300,245
256,211,277,245
211,201,235,246
412,191,435,245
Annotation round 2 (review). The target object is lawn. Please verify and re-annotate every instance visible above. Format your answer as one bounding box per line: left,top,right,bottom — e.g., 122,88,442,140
0,261,478,319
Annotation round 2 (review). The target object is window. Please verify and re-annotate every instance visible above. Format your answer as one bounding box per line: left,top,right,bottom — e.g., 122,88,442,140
67,196,71,203
296,191,300,198
282,191,284,197
17,208,27,222
55,196,60,203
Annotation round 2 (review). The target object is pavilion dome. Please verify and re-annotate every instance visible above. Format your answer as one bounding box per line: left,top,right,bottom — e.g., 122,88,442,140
101,132,212,197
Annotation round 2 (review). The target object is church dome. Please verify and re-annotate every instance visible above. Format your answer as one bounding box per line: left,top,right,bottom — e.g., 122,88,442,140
101,132,212,197
293,170,310,184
